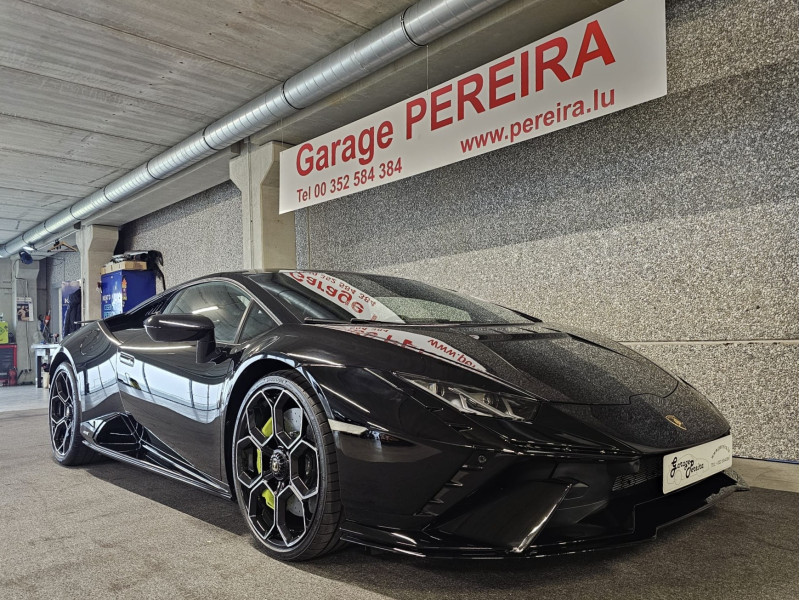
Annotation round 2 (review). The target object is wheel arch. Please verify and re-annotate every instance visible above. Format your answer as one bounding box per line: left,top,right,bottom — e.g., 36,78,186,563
48,349,77,391
49,350,71,376
222,356,332,496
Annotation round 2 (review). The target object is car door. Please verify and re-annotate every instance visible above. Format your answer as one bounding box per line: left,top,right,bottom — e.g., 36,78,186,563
116,280,253,482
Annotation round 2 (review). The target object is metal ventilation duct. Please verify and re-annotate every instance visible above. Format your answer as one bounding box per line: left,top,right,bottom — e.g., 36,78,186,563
0,0,511,258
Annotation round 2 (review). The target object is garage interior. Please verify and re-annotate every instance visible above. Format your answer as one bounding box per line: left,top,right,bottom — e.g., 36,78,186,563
0,0,797,597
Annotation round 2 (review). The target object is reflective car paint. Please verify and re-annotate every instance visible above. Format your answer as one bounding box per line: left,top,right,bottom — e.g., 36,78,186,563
49,270,745,557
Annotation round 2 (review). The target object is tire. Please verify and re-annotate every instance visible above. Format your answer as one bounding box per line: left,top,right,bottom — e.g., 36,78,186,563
232,370,343,561
49,362,97,465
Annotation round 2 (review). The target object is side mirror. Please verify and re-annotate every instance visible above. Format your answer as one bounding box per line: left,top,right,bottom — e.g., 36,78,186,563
143,314,217,362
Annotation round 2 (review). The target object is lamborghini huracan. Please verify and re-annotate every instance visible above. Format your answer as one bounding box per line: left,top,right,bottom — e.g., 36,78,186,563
48,270,745,560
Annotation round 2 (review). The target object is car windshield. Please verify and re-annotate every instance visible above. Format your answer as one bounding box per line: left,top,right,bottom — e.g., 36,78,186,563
249,271,536,325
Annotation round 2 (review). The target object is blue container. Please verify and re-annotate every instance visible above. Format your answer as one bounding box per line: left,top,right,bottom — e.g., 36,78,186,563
101,270,156,318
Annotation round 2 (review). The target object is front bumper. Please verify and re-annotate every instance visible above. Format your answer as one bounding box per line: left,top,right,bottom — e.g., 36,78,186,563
339,469,747,558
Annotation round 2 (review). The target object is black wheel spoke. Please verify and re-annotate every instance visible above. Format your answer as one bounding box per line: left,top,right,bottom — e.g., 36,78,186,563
240,472,262,490
289,439,319,501
275,485,309,546
62,427,71,453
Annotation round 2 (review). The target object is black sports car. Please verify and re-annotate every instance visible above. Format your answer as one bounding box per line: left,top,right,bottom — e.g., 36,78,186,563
48,270,745,560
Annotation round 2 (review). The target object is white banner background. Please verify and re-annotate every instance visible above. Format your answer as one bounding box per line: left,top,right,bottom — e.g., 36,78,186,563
279,0,666,213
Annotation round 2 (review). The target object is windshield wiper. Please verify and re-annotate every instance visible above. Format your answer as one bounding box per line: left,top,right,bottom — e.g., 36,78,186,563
304,317,538,326
303,317,404,325
348,318,405,324
303,318,348,324
348,318,477,326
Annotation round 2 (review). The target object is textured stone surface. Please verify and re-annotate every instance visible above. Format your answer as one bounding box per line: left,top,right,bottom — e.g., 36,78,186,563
294,207,310,271
117,181,243,287
296,0,798,459
46,248,80,287
368,203,796,342
628,342,799,461
666,0,798,94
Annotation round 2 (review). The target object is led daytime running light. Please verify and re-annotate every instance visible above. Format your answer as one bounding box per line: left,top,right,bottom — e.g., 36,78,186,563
401,375,539,421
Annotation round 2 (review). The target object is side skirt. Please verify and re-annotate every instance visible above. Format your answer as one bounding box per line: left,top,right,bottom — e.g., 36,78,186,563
79,415,233,501
82,438,232,500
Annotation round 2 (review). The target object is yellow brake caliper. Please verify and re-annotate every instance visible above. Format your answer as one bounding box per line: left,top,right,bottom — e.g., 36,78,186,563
255,418,275,510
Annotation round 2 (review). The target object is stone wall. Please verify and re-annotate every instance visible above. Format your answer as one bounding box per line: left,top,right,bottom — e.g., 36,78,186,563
117,180,243,288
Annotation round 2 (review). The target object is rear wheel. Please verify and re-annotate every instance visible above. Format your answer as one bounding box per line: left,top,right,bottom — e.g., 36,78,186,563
49,363,97,465
232,370,342,561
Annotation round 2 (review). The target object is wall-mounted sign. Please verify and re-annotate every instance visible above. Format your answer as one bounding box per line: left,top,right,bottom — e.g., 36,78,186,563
16,297,32,322
279,0,666,213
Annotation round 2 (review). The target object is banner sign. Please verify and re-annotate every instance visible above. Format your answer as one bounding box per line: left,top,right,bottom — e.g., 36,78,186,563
279,0,666,213
284,271,403,322
324,325,488,373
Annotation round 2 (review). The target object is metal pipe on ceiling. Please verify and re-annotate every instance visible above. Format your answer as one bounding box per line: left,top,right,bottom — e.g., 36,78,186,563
0,0,511,258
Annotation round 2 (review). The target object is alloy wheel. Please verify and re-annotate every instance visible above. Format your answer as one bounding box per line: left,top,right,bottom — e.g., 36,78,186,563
234,383,321,549
49,368,76,457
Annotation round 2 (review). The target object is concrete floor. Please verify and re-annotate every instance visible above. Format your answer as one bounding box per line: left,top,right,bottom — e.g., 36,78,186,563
0,384,797,599
0,384,49,413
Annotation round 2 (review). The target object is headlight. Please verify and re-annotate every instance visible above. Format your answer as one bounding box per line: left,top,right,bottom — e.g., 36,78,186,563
399,374,539,421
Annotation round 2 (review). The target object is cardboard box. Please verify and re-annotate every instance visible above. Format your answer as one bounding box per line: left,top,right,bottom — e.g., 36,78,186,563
100,260,147,275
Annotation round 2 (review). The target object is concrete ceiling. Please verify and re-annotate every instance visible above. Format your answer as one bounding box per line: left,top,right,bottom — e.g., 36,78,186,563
254,0,620,147
0,0,411,246
0,0,618,250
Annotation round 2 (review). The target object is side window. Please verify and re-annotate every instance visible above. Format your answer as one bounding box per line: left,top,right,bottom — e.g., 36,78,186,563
164,282,251,343
239,306,278,341
105,292,176,332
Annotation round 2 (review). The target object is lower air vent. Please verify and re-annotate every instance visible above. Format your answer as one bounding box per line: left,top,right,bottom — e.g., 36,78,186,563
612,463,661,492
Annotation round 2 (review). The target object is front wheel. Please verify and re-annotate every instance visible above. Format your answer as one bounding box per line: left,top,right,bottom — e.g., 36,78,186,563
232,370,342,561
49,362,97,465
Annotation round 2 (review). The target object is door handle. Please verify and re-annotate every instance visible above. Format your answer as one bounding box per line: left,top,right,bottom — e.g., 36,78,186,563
119,352,135,367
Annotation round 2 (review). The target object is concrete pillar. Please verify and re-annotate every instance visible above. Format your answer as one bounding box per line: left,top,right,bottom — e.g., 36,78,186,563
230,140,295,270
75,225,118,322
11,259,40,381
0,259,11,326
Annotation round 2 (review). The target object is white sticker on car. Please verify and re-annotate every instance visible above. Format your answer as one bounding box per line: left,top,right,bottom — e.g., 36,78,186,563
662,435,733,494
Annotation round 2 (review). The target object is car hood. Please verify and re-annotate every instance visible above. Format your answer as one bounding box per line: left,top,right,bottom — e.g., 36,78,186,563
319,322,677,405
